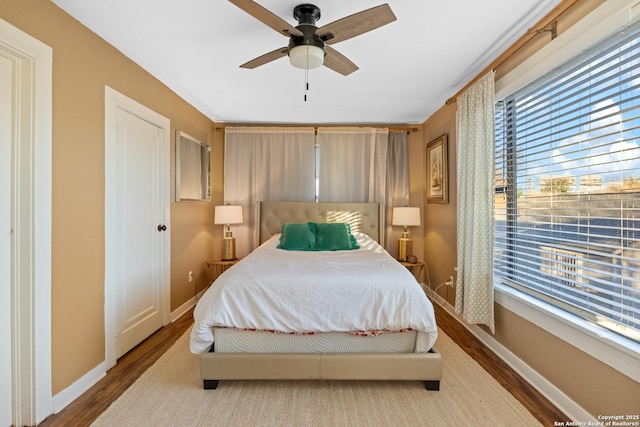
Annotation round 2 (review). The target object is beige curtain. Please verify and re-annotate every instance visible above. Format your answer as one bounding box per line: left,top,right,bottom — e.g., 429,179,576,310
455,71,496,333
224,127,316,256
385,131,409,257
317,127,388,204
224,126,408,255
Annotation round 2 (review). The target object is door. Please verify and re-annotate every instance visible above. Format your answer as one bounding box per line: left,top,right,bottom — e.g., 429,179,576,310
0,52,13,427
0,18,53,424
114,107,168,357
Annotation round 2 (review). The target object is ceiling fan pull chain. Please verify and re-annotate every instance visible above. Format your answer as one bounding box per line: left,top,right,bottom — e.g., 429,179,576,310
304,65,309,102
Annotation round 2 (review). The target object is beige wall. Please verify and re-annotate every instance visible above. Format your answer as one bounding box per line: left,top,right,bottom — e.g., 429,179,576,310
420,104,458,297
494,305,639,415
418,1,640,417
1,0,216,394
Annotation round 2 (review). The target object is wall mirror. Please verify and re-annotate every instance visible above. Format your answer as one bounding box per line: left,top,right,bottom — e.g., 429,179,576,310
176,131,211,201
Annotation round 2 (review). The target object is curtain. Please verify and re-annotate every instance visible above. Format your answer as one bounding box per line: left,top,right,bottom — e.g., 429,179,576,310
317,127,388,203
455,71,496,333
385,131,409,257
224,127,315,257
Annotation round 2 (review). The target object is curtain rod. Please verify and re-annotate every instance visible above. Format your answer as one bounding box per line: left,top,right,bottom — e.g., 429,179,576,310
445,0,581,105
216,126,420,133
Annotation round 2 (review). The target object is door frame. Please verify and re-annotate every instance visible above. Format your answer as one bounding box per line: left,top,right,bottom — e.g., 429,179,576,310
0,18,53,425
104,86,171,369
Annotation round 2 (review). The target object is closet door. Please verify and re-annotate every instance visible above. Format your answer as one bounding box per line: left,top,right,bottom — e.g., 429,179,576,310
114,108,168,357
105,87,170,366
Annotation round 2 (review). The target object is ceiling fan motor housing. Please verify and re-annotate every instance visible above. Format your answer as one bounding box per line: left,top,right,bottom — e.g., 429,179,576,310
293,4,321,25
290,4,325,51
288,25,325,51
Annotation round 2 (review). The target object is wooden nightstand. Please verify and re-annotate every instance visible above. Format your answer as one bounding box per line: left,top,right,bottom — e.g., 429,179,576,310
196,258,241,302
206,258,241,281
399,259,425,281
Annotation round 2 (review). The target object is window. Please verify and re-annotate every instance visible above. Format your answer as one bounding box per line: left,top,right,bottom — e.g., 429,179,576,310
494,20,640,345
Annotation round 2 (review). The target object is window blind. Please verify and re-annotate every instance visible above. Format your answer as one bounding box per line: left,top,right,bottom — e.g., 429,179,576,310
494,20,640,344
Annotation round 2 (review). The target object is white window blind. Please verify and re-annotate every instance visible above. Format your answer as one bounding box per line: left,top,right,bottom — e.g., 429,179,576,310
494,20,640,344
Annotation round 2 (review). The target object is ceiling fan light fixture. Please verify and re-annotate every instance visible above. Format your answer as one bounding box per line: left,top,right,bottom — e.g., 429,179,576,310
231,1,396,76
289,44,324,69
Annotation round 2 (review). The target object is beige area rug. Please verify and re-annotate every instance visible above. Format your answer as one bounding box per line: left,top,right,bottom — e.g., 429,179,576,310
92,329,541,427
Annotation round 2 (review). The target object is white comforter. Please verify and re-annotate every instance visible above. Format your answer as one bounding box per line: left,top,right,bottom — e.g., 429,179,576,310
190,232,438,354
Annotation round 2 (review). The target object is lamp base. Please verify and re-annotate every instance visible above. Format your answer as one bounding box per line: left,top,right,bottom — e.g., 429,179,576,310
222,236,236,261
398,237,413,262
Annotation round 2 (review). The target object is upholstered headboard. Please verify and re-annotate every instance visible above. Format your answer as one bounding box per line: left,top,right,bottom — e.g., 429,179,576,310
255,201,383,247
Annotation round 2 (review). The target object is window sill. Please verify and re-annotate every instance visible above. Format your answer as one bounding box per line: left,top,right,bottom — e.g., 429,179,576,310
494,283,640,383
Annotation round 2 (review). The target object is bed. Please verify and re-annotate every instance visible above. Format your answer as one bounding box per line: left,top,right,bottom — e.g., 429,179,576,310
190,201,442,390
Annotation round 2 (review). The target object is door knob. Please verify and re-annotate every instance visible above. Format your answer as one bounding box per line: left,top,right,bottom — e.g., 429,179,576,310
157,224,167,231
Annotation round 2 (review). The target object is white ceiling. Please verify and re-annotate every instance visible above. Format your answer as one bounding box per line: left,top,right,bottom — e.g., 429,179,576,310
51,0,562,125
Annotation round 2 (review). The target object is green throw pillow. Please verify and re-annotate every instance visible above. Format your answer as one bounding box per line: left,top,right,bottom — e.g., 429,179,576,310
314,223,359,251
277,222,317,251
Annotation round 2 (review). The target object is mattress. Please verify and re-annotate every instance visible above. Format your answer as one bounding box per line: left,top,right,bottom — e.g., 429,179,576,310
212,328,419,353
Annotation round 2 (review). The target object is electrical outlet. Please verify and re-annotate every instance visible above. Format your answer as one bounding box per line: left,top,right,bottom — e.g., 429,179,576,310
188,271,193,283
445,276,454,287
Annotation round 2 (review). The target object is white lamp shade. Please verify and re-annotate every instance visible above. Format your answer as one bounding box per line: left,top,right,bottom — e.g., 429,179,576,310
392,207,421,227
289,45,324,69
214,205,243,225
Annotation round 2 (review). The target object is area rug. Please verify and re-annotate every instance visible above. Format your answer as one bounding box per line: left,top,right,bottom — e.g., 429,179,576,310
91,329,541,427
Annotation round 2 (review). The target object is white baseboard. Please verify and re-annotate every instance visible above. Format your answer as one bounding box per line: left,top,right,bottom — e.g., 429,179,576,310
170,288,208,322
52,361,105,413
170,296,196,322
424,288,595,423
53,298,201,413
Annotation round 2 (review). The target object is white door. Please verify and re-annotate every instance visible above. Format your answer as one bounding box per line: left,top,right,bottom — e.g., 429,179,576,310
0,53,13,427
114,108,168,357
0,18,53,424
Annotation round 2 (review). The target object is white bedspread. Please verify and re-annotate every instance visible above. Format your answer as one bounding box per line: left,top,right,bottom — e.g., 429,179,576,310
190,232,438,354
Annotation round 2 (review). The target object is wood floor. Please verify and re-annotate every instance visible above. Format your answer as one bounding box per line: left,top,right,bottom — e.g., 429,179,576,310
433,306,567,424
39,305,566,426
39,311,195,427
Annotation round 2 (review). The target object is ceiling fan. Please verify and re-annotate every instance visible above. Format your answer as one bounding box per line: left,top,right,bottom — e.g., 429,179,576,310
229,0,397,76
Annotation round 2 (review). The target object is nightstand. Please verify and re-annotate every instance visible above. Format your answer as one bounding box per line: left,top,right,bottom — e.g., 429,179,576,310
206,258,241,281
399,259,425,281
196,258,241,302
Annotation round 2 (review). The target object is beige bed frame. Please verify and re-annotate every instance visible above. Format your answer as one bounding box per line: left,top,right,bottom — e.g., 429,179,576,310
200,201,442,390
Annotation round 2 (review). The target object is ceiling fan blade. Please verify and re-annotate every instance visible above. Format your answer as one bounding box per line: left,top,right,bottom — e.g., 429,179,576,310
318,4,396,45
229,0,302,37
240,47,288,69
323,46,358,76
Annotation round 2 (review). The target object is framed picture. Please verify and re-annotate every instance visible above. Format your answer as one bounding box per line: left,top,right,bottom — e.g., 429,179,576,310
426,134,448,203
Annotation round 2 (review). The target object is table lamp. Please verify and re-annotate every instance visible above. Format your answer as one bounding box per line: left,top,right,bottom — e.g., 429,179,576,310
214,205,243,260
392,207,421,262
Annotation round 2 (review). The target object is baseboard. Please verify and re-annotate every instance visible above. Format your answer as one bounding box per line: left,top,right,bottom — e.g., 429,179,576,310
53,296,201,414
52,361,105,413
424,287,595,423
170,296,196,322
169,289,207,322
